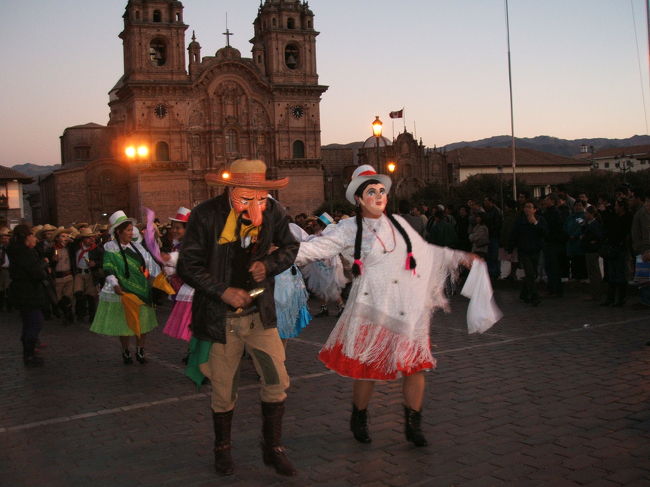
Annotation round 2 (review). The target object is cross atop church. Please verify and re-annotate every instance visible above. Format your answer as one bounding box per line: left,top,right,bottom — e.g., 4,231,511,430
223,13,234,47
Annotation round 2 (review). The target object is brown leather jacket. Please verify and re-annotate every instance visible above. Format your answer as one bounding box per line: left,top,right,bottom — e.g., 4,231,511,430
178,193,298,344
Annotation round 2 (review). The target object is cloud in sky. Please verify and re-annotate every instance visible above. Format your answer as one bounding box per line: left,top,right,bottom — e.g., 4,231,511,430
1,0,649,165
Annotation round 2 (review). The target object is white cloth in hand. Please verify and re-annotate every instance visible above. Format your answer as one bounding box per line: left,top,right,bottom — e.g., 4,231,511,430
460,260,503,334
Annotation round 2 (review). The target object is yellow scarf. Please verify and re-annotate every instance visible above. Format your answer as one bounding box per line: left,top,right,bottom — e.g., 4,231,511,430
218,209,260,245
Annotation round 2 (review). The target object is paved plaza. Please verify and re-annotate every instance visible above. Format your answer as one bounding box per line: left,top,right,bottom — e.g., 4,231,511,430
1,281,649,487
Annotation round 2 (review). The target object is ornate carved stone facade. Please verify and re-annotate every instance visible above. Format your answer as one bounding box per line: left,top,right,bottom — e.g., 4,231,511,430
42,0,327,225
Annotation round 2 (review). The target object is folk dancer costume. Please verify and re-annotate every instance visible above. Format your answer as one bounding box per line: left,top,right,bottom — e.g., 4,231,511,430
273,223,312,340
90,211,161,364
296,165,495,447
50,228,76,323
162,207,195,342
178,159,299,477
299,214,348,317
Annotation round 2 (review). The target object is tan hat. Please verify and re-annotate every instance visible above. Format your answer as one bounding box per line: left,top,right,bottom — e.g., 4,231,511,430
32,225,43,235
205,159,289,189
38,224,57,237
54,227,73,239
76,227,97,239
74,222,90,229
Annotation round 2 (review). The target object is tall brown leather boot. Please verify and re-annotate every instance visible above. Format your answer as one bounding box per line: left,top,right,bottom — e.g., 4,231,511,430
212,410,234,476
260,401,297,476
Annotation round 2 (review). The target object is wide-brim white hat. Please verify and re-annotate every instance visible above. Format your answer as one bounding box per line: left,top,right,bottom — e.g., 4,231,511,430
108,210,137,236
345,164,392,205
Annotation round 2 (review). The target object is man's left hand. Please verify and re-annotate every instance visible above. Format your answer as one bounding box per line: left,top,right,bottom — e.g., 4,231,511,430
249,261,267,282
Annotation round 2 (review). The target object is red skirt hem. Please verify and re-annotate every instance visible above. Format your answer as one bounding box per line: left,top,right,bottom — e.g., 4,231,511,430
318,343,434,380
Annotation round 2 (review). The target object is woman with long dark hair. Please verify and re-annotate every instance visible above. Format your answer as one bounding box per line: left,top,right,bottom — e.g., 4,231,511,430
7,224,49,367
90,210,161,364
296,165,477,447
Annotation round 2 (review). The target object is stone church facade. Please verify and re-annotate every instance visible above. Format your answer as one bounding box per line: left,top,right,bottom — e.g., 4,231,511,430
41,0,327,225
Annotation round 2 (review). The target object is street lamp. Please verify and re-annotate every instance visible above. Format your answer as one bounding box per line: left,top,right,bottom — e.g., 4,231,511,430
387,161,397,213
372,115,383,169
125,144,150,161
614,155,633,183
386,161,396,174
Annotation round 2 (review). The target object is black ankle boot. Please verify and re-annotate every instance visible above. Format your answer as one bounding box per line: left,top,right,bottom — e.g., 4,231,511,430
122,349,133,365
404,406,428,447
260,401,297,476
135,347,147,364
350,404,371,443
315,305,328,317
212,410,234,476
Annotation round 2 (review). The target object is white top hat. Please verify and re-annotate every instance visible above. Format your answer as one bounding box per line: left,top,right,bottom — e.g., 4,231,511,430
108,210,136,236
345,164,392,205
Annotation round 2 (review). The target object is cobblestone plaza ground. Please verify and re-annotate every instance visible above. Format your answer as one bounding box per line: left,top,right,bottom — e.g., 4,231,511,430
1,281,649,486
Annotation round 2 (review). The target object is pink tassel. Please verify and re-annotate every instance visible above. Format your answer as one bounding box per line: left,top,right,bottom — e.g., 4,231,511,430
405,252,416,275
353,258,364,276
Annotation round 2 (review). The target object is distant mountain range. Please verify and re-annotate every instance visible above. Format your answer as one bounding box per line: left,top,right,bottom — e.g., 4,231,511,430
11,163,61,193
323,135,650,158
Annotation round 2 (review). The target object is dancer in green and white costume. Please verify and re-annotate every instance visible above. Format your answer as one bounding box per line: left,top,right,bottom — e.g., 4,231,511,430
90,210,161,364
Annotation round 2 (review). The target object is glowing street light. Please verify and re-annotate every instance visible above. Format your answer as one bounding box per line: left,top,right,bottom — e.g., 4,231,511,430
372,116,383,137
125,144,150,161
387,161,396,174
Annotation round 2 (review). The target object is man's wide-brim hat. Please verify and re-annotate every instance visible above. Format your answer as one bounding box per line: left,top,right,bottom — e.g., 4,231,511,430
205,159,289,190
345,164,392,205
38,224,57,237
108,210,137,236
169,206,191,223
76,227,98,239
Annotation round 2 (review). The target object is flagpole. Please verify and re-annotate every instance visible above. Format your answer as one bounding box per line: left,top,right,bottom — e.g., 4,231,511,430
505,0,517,200
403,107,406,133
392,118,395,141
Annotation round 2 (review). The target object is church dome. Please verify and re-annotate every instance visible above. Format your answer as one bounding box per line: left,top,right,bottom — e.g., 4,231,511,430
215,46,241,60
362,136,392,148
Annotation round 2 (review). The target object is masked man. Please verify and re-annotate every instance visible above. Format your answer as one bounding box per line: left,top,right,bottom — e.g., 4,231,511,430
178,159,298,477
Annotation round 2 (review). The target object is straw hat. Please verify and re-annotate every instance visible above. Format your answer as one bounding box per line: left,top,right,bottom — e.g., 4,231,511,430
38,224,57,238
76,227,98,239
108,210,137,236
54,227,73,239
32,225,43,235
169,206,191,223
345,164,392,205
205,159,289,189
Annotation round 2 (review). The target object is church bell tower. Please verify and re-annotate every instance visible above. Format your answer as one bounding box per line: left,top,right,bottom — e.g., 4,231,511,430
120,0,188,81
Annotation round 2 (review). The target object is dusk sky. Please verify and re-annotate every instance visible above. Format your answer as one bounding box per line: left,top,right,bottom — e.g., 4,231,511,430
1,0,649,166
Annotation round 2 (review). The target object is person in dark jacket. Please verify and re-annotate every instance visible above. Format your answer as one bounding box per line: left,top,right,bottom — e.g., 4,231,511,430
178,159,299,477
601,198,633,306
508,201,548,306
7,225,49,367
581,206,604,301
541,194,566,297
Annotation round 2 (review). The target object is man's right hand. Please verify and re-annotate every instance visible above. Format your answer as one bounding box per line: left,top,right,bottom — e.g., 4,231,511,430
221,287,253,308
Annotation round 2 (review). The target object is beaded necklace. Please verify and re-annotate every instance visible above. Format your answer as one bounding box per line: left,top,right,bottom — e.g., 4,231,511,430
366,218,396,253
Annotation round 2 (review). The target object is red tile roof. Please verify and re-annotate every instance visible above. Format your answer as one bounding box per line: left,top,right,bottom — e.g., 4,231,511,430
447,147,588,167
0,166,33,183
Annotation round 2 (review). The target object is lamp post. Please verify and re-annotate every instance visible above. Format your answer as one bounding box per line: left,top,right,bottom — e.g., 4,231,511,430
615,155,633,183
372,116,383,170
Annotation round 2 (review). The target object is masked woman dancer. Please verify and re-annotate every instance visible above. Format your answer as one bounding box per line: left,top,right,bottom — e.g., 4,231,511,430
296,165,477,446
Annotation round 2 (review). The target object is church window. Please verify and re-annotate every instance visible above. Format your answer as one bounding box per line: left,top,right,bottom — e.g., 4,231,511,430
292,140,305,159
135,10,140,20
604,162,610,168
155,141,170,161
308,20,312,28
225,130,238,153
153,10,162,22
149,39,166,66
272,18,277,27
285,44,299,69
74,146,91,161
257,134,265,146
287,18,295,29
176,12,181,22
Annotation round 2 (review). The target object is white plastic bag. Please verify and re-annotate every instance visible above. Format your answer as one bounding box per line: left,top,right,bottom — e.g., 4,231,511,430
460,260,503,334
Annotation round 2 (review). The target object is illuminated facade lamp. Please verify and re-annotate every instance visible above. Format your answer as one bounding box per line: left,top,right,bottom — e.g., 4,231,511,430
386,161,396,174
372,116,383,137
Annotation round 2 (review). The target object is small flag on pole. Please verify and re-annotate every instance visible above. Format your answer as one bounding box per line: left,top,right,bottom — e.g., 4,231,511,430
389,109,403,119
